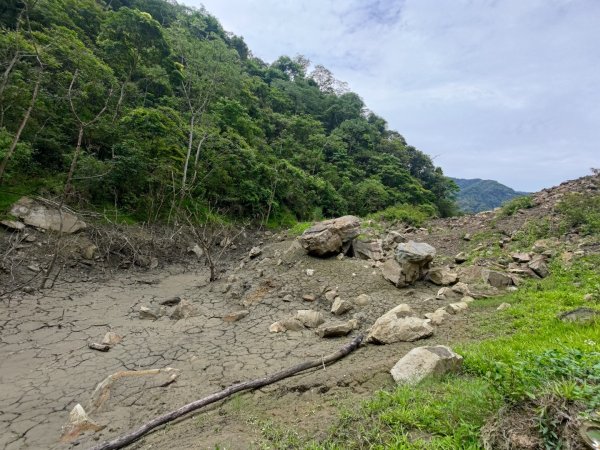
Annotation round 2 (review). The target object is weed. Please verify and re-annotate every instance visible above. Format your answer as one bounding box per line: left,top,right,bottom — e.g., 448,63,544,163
499,195,534,217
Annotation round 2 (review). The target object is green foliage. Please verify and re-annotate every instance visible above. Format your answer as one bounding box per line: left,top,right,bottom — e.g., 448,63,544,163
0,0,458,222
367,204,436,227
499,195,534,216
556,192,600,235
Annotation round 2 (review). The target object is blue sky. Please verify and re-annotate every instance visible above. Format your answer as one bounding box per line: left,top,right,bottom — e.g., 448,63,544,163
182,0,600,191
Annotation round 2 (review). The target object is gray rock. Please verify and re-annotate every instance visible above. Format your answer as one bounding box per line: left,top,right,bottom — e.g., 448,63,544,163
497,302,511,311
302,294,317,302
390,345,463,384
367,305,432,344
139,305,162,320
427,267,458,286
101,331,122,346
353,294,372,306
511,252,531,263
558,308,599,324
354,239,384,261
482,269,513,288
395,241,436,264
331,298,353,315
249,246,262,259
170,299,196,320
324,289,338,302
454,252,468,264
317,319,359,338
383,231,406,250
81,245,97,260
299,216,360,256
10,197,86,233
381,259,405,287
445,302,468,314
188,244,203,258
528,255,549,278
424,308,449,325
296,310,325,328
223,310,249,322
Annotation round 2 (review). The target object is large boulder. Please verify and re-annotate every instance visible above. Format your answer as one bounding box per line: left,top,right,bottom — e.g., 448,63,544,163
367,304,433,344
528,255,549,278
299,215,360,256
482,269,513,288
382,241,436,287
390,345,463,384
10,197,86,233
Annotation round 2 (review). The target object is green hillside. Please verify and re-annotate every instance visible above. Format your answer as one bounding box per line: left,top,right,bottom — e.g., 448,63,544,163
0,0,457,224
451,177,529,213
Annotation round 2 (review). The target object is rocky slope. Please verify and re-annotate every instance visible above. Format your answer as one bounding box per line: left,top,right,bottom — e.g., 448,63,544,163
0,173,598,449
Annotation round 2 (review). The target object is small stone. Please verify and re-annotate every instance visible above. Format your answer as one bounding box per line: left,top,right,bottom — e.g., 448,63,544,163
296,310,325,328
60,403,104,443
22,286,35,294
159,296,182,306
249,246,262,259
188,244,204,258
101,332,122,346
424,308,449,325
282,294,293,302
306,268,315,276
317,319,358,338
223,310,249,322
82,245,98,260
302,294,317,302
511,252,531,263
461,296,475,303
336,253,344,260
463,233,471,241
324,289,338,302
528,255,549,278
331,298,353,315
583,293,594,302
445,302,468,314
497,303,511,311
454,252,468,264
88,342,110,352
0,219,26,231
354,294,372,306
139,306,161,320
427,267,458,286
27,264,41,273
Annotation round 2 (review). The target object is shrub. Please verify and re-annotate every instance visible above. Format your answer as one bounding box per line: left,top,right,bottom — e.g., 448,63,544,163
556,192,600,235
367,204,435,227
499,195,533,216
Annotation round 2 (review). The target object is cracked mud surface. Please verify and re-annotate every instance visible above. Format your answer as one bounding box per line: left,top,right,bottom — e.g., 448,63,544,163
1,233,498,450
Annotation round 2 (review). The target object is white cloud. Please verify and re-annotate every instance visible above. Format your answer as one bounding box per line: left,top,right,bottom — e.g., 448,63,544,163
182,0,600,191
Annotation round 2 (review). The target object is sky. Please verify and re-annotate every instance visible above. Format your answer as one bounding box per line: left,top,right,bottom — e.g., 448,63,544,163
182,0,600,192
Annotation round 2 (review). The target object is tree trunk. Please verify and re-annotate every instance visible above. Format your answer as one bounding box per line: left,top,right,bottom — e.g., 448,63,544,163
181,113,195,195
0,71,41,184
89,335,363,450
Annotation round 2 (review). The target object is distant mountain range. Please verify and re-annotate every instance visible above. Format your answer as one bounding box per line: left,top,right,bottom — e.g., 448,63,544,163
450,178,529,213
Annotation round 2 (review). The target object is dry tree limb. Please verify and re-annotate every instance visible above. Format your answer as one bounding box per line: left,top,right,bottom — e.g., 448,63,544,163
89,334,364,450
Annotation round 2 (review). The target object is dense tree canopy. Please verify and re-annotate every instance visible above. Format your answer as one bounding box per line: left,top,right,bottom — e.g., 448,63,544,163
0,0,458,223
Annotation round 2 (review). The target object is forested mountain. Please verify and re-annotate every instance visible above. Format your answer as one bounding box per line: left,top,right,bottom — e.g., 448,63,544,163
0,0,458,224
451,178,528,213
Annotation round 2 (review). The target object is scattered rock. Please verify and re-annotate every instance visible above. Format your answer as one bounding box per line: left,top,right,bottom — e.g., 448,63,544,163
139,306,163,320
482,269,513,288
424,308,449,325
0,219,26,231
511,252,531,263
383,231,406,249
353,238,384,261
299,215,360,256
528,255,549,278
324,289,338,302
461,296,475,303
463,233,471,241
159,296,182,306
353,293,372,306
305,268,315,276
169,299,196,320
367,305,432,344
101,332,122,346
381,259,404,287
390,345,463,384
269,317,306,333
223,310,249,322
88,342,110,352
394,241,436,285
583,293,595,302
27,264,41,273
445,302,469,314
296,310,325,328
60,404,104,443
282,294,293,302
427,267,458,286
558,307,599,324
331,298,353,315
302,294,317,302
454,252,468,264
457,265,485,284
188,244,203,258
451,282,472,296
249,246,262,259
22,286,35,294
317,319,358,338
497,303,511,311
11,196,86,233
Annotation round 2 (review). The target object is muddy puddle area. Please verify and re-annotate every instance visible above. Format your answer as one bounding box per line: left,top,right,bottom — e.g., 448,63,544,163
1,237,489,449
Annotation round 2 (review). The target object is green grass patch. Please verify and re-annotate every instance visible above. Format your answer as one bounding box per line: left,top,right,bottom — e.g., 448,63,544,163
367,204,435,228
499,195,534,217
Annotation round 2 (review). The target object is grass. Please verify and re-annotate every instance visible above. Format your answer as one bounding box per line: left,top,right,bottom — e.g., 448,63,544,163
282,255,600,450
366,204,436,228
499,195,534,217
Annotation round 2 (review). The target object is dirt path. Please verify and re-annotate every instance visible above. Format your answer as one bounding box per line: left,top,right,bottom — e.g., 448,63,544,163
0,235,487,449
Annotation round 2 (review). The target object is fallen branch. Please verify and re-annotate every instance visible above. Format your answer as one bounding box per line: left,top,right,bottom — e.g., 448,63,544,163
89,334,363,450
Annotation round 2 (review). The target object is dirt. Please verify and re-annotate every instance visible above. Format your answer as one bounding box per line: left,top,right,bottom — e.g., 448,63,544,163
1,173,598,449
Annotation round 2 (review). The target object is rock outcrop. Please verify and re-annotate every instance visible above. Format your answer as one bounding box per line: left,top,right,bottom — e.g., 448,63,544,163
10,197,86,233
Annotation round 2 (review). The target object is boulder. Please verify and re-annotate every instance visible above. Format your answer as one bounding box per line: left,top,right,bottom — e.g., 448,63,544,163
296,310,325,328
394,241,436,285
367,305,432,344
10,196,86,233
381,259,405,287
317,319,358,338
299,216,360,256
353,238,384,261
528,255,549,278
457,265,485,284
427,267,458,286
390,345,463,384
331,298,353,315
482,269,513,288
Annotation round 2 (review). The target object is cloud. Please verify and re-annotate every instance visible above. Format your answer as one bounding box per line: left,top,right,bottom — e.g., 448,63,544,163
186,0,600,191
